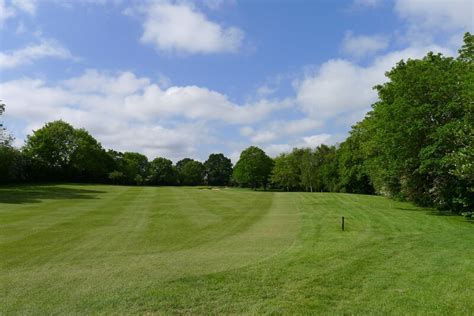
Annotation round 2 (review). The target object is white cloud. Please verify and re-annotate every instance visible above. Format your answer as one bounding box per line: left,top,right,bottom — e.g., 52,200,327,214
241,118,323,144
301,133,332,148
395,0,473,31
263,143,292,158
0,0,36,26
0,0,16,26
342,32,389,58
124,85,291,124
0,39,74,69
0,70,286,160
134,1,244,54
296,44,454,121
62,69,150,96
11,0,36,15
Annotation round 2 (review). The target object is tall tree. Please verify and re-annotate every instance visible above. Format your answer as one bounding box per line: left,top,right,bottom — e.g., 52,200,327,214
296,148,317,192
360,33,473,212
24,120,112,182
271,153,300,191
177,159,205,185
69,129,113,182
23,120,79,180
148,157,177,185
204,153,233,186
233,146,273,190
122,152,150,185
0,101,13,146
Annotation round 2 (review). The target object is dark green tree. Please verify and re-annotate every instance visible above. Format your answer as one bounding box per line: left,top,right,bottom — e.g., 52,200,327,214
23,120,112,182
359,32,473,212
148,157,177,185
204,153,233,186
122,152,150,185
233,146,273,190
271,152,300,191
176,159,205,185
0,101,13,146
337,126,374,194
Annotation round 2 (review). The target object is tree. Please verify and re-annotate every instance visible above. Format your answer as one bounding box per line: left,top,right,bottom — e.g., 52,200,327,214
357,33,474,212
204,153,233,186
148,157,177,185
233,146,273,190
122,152,150,185
271,153,299,191
23,120,112,182
0,102,23,183
69,129,113,182
0,146,26,183
296,148,316,192
23,120,80,180
0,101,13,147
337,127,374,194
176,159,205,185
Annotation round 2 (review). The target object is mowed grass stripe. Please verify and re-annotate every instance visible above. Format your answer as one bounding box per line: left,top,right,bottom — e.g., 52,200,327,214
0,185,139,268
0,185,472,314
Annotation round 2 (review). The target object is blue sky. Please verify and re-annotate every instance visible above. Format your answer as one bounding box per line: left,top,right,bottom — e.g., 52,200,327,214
0,0,472,162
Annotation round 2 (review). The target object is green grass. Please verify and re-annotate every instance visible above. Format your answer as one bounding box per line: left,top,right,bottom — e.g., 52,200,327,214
1,184,473,314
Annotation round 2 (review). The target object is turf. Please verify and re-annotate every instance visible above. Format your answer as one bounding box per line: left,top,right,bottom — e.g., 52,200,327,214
0,184,473,314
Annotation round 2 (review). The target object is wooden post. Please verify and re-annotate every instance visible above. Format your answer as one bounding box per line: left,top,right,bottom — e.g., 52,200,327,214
342,216,344,231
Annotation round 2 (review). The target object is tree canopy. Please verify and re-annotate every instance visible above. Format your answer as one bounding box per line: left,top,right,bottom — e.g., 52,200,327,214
204,153,233,186
233,146,273,189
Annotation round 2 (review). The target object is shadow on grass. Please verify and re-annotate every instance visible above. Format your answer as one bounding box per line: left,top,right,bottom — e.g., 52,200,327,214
0,185,106,204
393,206,474,224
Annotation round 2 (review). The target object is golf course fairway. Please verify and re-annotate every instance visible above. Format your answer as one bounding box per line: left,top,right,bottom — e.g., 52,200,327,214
1,184,473,314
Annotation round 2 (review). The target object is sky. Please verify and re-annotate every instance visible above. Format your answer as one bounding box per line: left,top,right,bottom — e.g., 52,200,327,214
0,0,472,162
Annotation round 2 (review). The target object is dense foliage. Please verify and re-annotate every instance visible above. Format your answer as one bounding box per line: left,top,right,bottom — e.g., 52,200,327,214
233,146,273,190
270,33,473,213
0,33,472,213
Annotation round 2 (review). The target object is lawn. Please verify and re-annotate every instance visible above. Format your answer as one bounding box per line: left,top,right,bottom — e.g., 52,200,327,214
0,184,473,314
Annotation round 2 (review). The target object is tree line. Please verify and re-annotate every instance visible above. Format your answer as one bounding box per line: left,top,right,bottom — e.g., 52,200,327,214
0,33,472,214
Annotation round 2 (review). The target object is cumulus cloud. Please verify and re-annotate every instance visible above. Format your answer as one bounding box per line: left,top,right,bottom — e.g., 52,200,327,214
0,0,36,26
301,133,332,148
296,44,454,121
342,32,389,59
241,118,323,144
0,39,74,69
11,0,36,15
0,70,286,160
133,0,244,54
0,0,16,26
395,0,473,31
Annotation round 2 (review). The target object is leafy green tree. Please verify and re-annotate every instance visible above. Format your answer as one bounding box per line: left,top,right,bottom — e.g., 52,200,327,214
122,152,150,185
271,153,300,191
233,146,273,190
24,120,76,171
313,145,339,192
148,157,177,185
69,129,113,182
0,102,23,183
176,159,205,185
23,120,112,182
0,146,26,183
337,128,374,194
204,153,233,186
0,101,13,147
296,148,317,192
108,170,126,185
358,32,473,212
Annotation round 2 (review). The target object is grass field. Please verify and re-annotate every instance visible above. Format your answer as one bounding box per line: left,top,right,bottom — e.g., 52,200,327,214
1,184,473,314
